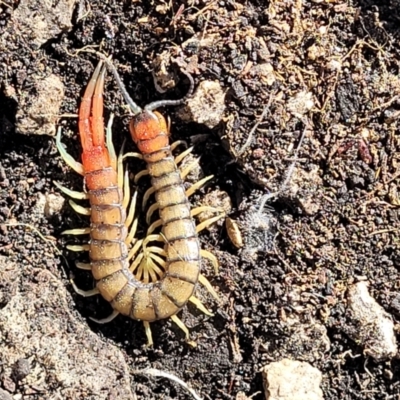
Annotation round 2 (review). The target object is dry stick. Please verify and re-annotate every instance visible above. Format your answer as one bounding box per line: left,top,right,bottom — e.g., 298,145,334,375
5,223,62,256
235,94,275,157
258,118,308,214
132,368,204,400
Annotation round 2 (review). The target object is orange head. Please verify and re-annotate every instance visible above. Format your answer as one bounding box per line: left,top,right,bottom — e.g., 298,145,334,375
129,110,169,154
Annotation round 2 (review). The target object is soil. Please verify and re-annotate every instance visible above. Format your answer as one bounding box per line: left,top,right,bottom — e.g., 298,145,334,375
1,0,400,399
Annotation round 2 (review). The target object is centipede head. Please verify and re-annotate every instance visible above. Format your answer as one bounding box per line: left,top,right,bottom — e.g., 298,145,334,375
129,110,170,154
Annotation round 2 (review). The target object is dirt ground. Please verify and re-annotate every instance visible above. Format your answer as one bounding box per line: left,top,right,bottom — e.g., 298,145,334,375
1,0,400,399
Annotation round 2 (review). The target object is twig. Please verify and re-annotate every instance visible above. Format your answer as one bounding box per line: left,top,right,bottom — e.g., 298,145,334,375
132,368,204,400
258,119,308,214
235,95,275,157
5,223,62,256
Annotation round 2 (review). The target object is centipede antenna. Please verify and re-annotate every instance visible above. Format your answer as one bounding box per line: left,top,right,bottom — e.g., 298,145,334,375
93,51,143,115
145,69,195,111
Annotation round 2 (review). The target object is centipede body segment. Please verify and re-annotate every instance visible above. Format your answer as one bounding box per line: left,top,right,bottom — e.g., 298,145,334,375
56,59,223,345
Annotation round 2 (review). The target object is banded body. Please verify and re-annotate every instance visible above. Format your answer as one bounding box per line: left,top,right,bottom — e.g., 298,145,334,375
56,59,222,345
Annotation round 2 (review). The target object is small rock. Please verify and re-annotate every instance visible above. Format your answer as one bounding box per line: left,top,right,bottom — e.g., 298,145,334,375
0,389,13,400
15,74,64,136
286,91,314,118
34,193,47,217
0,257,134,398
285,166,322,215
272,315,331,363
151,50,177,93
249,63,275,86
44,193,65,217
262,359,323,400
1,375,15,393
346,281,397,361
178,80,225,129
12,0,77,48
12,358,30,381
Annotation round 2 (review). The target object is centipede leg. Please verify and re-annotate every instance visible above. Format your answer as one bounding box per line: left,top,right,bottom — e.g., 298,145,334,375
67,244,90,252
62,227,91,236
70,279,99,297
146,219,163,235
170,315,190,341
54,181,89,200
134,168,149,183
191,206,224,217
188,296,213,316
128,239,144,262
69,200,91,216
143,321,153,347
76,262,91,270
56,127,85,175
198,273,219,300
185,175,214,197
170,140,188,154
106,113,117,171
200,249,219,275
90,310,120,324
180,157,200,180
146,202,159,224
125,191,139,245
142,186,155,210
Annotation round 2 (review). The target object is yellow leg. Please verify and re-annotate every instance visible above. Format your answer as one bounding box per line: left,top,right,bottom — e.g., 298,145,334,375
70,279,99,297
125,189,138,228
189,296,213,316
122,170,130,210
76,262,91,270
146,246,167,256
129,252,143,273
170,140,188,154
198,273,219,301
128,239,143,261
170,314,189,340
142,186,155,210
146,202,159,225
67,244,90,252
147,219,163,235
54,181,88,200
90,310,119,324
180,157,200,180
144,257,165,282
106,113,117,171
126,220,139,248
201,249,219,274
175,146,194,164
69,200,91,216
143,321,153,346
134,168,149,183
191,206,224,217
62,227,91,235
56,127,84,175
123,151,143,160
185,175,214,197
143,234,164,248
196,213,225,233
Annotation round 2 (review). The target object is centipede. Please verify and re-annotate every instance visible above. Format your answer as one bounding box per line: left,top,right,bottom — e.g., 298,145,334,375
55,58,223,346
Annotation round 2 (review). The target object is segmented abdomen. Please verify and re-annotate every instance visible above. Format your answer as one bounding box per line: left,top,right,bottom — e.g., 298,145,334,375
87,149,199,322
